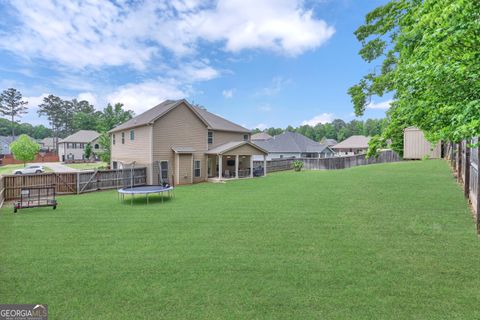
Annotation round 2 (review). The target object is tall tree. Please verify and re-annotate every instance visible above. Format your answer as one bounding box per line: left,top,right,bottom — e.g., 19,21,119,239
349,0,480,155
0,88,28,139
38,95,64,151
99,103,134,131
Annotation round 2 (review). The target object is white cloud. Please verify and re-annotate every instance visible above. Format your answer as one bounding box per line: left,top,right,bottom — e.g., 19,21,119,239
367,100,392,110
1,0,335,70
301,113,334,126
257,76,292,96
25,94,49,109
187,0,335,56
254,123,268,130
77,92,97,106
222,89,234,98
106,79,187,114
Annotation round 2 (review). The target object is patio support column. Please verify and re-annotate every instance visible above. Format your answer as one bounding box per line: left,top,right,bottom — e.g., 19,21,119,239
263,154,267,176
218,155,223,180
250,156,253,178
235,155,239,178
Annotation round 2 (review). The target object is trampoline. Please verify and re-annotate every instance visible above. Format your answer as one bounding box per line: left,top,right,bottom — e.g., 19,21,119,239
118,185,174,204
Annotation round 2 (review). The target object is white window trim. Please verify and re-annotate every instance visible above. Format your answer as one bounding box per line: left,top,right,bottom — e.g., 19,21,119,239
194,160,201,178
160,160,169,181
208,131,214,144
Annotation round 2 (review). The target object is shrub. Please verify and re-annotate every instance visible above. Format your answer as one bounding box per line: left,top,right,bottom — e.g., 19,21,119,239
292,160,304,172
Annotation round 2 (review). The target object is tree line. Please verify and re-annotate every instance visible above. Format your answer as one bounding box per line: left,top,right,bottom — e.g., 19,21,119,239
253,118,387,143
349,0,479,156
0,87,134,162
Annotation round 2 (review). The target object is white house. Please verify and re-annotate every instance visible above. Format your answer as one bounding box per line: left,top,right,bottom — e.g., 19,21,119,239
58,130,101,161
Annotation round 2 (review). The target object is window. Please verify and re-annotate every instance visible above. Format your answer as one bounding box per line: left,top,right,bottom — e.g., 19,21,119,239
94,144,99,149
194,160,201,177
113,134,116,145
121,132,125,144
280,155,284,159
243,134,248,141
76,143,81,149
160,161,169,182
130,130,134,141
208,131,213,144
112,161,118,169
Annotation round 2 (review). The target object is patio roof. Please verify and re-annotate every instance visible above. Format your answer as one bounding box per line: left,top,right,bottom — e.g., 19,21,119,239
205,141,268,155
172,146,196,154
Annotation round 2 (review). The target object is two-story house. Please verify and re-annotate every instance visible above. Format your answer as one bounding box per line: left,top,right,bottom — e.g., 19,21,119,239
109,99,268,185
57,130,102,161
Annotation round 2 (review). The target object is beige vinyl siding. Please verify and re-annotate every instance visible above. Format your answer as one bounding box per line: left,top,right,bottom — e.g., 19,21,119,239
111,125,152,181
210,131,249,148
178,154,193,185
404,127,441,159
152,102,208,185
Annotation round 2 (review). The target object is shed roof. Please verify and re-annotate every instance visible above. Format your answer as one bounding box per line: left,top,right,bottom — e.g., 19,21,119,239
332,135,370,149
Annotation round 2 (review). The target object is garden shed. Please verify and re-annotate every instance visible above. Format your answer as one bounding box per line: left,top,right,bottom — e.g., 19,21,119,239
403,127,441,159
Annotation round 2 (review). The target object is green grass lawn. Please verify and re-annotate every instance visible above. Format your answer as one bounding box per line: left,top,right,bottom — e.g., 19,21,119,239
0,160,479,319
0,164,53,176
64,162,107,170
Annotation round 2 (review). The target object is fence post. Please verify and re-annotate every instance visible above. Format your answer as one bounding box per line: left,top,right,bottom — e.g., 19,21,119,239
76,172,80,195
457,142,462,183
477,145,480,233
464,142,470,198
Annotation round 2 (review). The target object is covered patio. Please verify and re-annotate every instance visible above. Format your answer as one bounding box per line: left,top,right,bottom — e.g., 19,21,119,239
205,141,268,181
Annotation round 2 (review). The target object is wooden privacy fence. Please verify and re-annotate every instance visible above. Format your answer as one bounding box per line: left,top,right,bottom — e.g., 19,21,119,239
0,176,4,208
444,139,480,231
254,150,401,173
1,167,147,201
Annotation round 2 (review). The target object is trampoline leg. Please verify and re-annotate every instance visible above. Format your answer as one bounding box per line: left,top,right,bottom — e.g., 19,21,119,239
147,194,149,205
161,192,164,204
131,193,134,206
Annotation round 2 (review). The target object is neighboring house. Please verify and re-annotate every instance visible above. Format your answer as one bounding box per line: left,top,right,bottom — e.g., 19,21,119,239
109,99,268,185
251,132,272,141
403,127,441,159
0,135,37,155
40,137,56,152
332,135,371,156
57,130,102,161
0,136,13,155
320,137,338,147
252,131,335,161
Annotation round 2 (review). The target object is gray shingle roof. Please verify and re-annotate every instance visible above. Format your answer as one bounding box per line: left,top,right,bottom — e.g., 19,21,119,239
251,132,272,140
58,130,100,143
109,99,250,133
192,106,250,133
332,135,370,149
253,131,331,153
320,137,338,146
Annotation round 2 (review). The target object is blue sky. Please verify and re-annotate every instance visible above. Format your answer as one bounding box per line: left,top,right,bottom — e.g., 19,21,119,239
0,0,391,129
